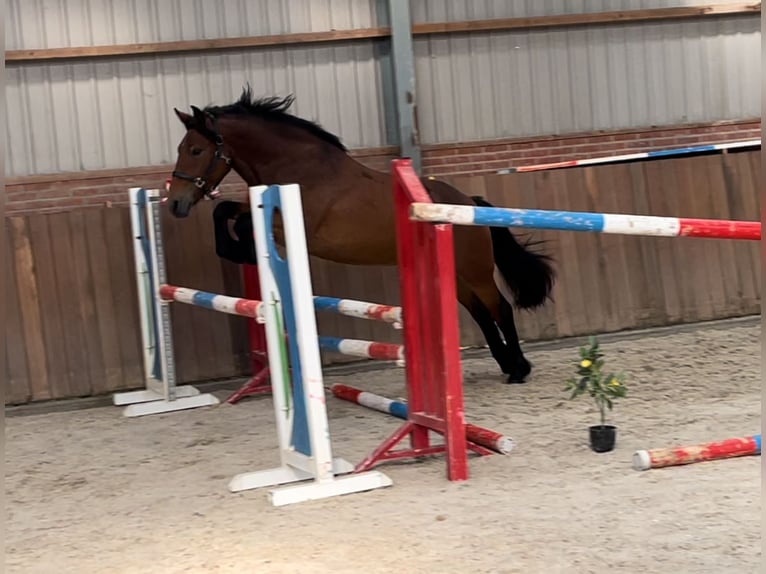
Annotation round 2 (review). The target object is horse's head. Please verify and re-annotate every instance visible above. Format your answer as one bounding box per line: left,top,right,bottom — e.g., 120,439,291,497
168,106,233,218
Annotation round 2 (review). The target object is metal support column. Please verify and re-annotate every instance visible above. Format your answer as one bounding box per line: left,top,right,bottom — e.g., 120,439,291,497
386,0,421,173
374,1,399,147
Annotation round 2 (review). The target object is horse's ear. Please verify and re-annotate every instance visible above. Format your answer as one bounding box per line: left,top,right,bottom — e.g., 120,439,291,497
174,108,194,129
191,105,206,122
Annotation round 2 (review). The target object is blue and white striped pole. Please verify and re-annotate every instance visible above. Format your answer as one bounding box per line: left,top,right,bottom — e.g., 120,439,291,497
409,203,761,240
501,139,761,173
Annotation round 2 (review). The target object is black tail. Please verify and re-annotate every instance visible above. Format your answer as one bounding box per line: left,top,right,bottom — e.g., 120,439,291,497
471,196,556,309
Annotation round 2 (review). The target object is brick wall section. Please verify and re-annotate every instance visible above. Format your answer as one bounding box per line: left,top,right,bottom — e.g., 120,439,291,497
421,119,761,177
6,119,760,215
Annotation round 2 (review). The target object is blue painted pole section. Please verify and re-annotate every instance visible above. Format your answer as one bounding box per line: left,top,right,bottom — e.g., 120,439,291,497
317,336,343,353
471,206,606,233
387,400,409,420
313,296,342,313
191,291,218,310
646,144,717,157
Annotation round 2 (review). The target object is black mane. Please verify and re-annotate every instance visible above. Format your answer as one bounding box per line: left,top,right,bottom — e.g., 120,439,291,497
203,85,347,151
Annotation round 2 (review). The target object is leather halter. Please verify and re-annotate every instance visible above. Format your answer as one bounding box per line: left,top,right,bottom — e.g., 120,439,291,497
172,113,232,198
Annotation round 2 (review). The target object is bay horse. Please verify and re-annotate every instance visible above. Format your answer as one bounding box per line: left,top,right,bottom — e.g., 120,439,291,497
167,87,555,383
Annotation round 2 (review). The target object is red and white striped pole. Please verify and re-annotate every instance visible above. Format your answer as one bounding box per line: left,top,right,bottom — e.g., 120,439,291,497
332,383,515,455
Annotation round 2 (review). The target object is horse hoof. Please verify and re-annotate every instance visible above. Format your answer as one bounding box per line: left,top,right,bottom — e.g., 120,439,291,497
504,358,532,384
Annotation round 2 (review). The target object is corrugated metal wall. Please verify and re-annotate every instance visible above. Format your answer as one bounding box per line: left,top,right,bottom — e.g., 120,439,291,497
5,0,760,176
5,0,388,177
413,1,760,143
5,41,387,176
6,0,752,48
5,0,379,47
409,0,754,22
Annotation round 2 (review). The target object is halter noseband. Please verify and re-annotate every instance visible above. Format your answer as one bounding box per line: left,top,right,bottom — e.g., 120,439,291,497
172,113,232,198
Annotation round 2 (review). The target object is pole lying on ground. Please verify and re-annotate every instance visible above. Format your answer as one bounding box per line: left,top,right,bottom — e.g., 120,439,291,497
331,383,515,455
632,434,761,470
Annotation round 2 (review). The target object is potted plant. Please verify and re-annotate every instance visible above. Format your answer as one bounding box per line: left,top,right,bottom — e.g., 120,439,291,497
564,336,627,452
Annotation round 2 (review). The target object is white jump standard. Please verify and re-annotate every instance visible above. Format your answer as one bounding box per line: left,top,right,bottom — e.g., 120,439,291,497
226,184,392,506
113,188,220,417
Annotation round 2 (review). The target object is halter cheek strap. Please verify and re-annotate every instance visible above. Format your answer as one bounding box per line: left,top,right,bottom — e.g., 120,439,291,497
172,115,232,198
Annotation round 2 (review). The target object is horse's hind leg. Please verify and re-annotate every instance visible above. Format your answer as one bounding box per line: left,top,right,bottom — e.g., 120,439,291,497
467,279,532,384
457,279,513,376
496,295,531,383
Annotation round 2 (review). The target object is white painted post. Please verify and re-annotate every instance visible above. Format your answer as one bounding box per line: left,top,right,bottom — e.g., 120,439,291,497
112,188,219,416
227,184,393,506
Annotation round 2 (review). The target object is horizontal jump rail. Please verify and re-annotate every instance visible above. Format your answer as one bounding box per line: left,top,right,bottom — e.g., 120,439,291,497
159,285,402,324
313,296,402,325
159,285,264,319
502,138,761,173
159,286,404,362
319,336,405,362
410,203,761,240
331,384,515,454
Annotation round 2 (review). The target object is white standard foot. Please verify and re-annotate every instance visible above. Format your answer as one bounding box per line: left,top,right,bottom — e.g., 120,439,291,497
228,457,356,493
228,458,392,506
268,471,393,507
120,393,220,417
112,385,202,406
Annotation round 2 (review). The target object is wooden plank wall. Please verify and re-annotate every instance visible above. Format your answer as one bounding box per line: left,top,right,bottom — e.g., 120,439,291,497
5,151,760,404
5,204,254,404
6,209,143,403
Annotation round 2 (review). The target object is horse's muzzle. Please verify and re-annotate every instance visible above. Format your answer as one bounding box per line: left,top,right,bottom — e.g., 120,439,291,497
170,197,192,218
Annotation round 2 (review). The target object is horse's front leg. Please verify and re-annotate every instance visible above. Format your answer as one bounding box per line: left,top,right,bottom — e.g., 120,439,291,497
212,201,257,264
232,209,257,263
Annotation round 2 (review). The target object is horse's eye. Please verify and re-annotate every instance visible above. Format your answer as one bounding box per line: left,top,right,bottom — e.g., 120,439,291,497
191,147,203,156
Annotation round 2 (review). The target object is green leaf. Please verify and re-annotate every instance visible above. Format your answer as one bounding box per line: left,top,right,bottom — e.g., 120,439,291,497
565,335,628,413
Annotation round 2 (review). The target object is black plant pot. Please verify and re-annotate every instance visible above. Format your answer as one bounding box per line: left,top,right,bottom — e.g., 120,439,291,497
589,425,616,452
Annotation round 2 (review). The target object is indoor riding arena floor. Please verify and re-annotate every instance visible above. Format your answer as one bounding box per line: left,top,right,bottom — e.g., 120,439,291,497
6,317,761,574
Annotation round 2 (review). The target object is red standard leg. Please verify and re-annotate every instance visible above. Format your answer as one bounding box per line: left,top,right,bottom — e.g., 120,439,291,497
226,264,272,404
354,160,482,481
225,368,271,404
429,220,469,481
